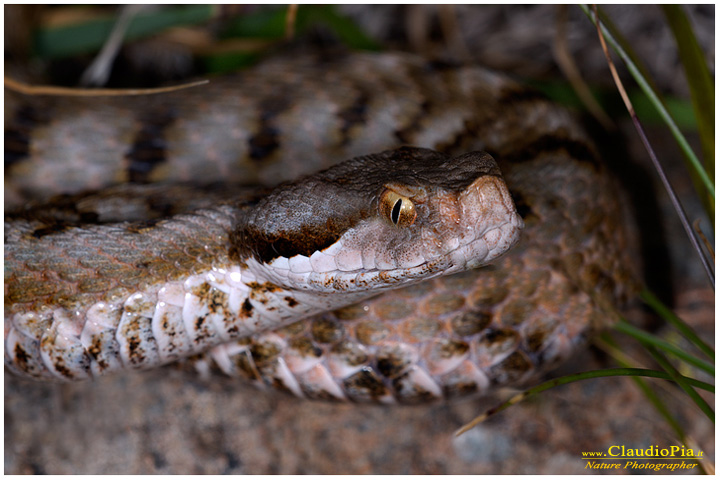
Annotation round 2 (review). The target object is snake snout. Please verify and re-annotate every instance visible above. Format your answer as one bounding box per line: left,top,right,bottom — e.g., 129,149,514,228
455,174,523,268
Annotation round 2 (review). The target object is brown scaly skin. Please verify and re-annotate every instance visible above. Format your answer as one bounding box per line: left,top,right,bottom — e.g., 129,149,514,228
4,52,640,402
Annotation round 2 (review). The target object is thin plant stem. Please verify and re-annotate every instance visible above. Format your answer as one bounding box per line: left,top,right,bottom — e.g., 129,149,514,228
640,289,715,361
581,4,714,196
645,346,715,423
586,4,715,288
613,320,714,376
455,368,713,435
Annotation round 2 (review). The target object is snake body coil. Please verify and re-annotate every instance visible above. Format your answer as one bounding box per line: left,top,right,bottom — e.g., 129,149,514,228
5,52,639,403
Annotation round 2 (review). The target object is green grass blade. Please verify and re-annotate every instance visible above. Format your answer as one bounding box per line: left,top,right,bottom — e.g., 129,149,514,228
645,346,715,423
613,320,714,376
532,79,698,129
598,335,711,472
299,5,380,50
640,289,715,361
624,373,709,473
209,6,379,74
579,4,715,199
34,5,216,59
631,372,687,439
598,335,689,441
456,368,714,435
594,7,660,94
660,5,715,185
222,5,379,50
631,93,698,129
220,7,288,38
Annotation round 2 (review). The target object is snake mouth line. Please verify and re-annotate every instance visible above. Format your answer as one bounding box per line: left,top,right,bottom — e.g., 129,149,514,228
255,218,522,294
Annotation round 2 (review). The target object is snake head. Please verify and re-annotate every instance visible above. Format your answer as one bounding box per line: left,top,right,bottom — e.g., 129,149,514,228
232,147,523,294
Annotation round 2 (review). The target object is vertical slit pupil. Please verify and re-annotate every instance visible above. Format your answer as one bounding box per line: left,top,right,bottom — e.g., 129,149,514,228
391,198,402,224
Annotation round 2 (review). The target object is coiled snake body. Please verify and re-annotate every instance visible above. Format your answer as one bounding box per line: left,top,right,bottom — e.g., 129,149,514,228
5,52,639,403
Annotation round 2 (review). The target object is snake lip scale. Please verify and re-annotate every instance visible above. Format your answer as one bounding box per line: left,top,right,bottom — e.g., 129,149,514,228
5,52,638,403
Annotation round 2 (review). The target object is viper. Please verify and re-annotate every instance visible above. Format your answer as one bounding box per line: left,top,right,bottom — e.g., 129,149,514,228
4,52,639,403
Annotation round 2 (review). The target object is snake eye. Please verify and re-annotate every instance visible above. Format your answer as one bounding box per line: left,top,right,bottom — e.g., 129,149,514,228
379,189,416,227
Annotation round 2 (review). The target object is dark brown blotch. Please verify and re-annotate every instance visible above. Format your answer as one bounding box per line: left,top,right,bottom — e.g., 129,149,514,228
127,335,145,365
13,343,30,372
52,359,75,379
525,323,555,354
247,97,289,161
240,298,254,317
5,104,48,169
125,108,176,183
248,127,280,161
233,220,352,264
337,90,369,145
342,367,389,401
86,337,103,360
247,281,281,294
375,344,414,379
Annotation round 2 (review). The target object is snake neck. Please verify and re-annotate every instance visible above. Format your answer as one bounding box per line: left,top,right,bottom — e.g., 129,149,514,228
5,235,377,382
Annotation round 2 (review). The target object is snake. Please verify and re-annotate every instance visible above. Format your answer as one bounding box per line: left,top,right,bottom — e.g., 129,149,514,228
4,51,640,404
